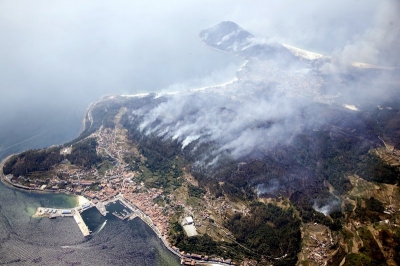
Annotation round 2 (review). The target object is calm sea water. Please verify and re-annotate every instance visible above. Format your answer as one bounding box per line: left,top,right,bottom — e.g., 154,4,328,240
0,181,180,265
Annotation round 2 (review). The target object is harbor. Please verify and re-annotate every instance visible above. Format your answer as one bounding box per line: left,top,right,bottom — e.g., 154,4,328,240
34,201,93,236
3,145,236,266
32,194,216,264
33,194,154,238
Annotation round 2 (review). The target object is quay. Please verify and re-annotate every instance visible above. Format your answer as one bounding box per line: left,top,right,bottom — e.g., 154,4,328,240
112,195,185,260
95,201,108,216
32,194,234,265
73,211,90,236
2,158,236,265
33,196,139,237
34,202,93,237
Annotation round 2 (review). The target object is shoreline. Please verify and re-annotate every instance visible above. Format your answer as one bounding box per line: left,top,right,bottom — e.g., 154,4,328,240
0,157,184,262
0,90,239,265
0,156,233,265
0,156,89,210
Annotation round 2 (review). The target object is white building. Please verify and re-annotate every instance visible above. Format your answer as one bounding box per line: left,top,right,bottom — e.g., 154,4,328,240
183,216,194,225
182,216,197,237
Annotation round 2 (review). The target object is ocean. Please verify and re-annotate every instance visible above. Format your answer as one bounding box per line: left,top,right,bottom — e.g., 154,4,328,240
0,39,242,265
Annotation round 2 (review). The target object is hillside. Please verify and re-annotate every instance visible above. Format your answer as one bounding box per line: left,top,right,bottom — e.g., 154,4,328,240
2,21,400,266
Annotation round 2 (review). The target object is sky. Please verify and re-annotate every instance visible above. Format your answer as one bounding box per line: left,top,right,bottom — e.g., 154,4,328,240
0,0,398,157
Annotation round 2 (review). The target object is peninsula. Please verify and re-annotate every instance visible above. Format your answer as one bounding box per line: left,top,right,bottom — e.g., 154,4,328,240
0,99,243,266
2,21,400,266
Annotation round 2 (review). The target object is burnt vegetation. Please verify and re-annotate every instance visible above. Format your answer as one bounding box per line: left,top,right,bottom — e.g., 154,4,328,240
3,94,400,264
118,96,400,264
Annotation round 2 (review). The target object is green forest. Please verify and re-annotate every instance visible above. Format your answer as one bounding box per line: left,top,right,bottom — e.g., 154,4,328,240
224,202,301,265
3,138,101,177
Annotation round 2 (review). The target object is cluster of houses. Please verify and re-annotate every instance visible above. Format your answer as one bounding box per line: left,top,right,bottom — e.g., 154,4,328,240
179,253,235,265
305,228,334,266
4,123,245,265
123,187,172,237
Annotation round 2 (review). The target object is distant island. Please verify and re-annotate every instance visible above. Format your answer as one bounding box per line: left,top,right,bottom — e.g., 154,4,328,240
2,22,400,266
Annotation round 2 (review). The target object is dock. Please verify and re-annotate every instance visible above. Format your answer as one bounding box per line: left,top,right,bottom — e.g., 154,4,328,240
34,202,94,237
32,195,234,265
35,207,74,218
95,201,108,216
34,195,167,243
73,211,90,236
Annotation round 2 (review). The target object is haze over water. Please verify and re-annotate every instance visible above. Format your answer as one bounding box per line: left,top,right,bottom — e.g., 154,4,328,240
0,1,245,159
0,0,393,160
0,3,243,264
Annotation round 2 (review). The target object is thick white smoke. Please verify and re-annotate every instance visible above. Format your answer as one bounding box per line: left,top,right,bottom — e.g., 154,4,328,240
128,5,399,167
320,0,400,73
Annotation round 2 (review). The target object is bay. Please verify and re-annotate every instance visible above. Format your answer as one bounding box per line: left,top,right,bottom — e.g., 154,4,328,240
0,179,181,265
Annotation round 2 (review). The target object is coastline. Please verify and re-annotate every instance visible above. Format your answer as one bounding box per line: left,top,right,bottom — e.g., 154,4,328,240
0,90,240,265
0,154,19,189
77,195,90,206
0,155,89,209
0,155,233,265
0,157,181,262
0,156,158,240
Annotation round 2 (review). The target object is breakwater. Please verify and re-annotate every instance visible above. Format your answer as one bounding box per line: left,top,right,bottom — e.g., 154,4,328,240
34,202,93,236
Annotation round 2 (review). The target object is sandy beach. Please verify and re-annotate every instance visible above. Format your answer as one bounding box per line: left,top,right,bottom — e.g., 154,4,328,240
77,195,90,206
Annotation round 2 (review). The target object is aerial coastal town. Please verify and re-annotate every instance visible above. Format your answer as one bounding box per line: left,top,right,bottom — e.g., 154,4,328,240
3,99,400,266
1,119,241,265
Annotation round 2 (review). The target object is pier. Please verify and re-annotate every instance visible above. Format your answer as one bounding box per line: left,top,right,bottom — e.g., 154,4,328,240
33,194,235,265
95,201,108,216
73,211,90,236
98,195,143,221
111,195,186,260
33,196,139,237
34,202,93,237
